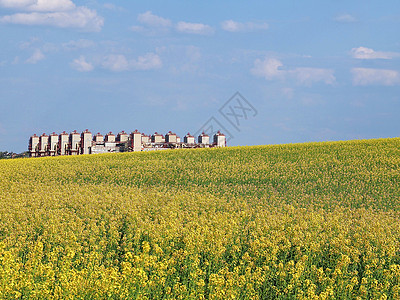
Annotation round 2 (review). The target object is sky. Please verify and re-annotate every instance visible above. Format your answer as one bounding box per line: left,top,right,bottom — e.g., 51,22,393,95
0,0,400,152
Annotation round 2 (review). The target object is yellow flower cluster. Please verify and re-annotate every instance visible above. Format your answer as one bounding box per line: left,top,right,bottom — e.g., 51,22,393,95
0,138,399,299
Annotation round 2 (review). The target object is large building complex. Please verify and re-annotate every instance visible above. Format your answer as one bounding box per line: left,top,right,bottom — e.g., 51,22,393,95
28,129,226,157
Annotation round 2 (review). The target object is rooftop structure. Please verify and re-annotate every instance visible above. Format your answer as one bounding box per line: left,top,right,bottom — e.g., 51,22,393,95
198,132,210,146
48,132,58,156
184,133,195,145
165,131,177,143
214,131,226,148
93,132,104,144
59,131,69,156
151,132,163,144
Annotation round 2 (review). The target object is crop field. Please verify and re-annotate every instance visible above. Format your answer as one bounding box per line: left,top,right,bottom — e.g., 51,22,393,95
0,138,400,299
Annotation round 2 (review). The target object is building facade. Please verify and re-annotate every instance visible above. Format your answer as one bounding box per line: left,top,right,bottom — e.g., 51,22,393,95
28,129,226,157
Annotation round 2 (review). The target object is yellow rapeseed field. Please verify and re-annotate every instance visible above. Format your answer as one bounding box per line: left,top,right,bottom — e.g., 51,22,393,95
0,138,399,299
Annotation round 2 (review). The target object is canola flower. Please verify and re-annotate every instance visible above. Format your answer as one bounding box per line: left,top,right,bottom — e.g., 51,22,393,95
0,138,399,299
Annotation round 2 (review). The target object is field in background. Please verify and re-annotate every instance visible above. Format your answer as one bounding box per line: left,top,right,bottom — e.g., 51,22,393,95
0,138,399,299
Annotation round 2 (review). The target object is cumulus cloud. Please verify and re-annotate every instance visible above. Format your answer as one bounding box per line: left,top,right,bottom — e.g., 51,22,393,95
0,0,104,31
19,36,40,49
132,53,162,70
130,11,172,34
0,0,75,11
334,13,356,23
103,3,124,12
70,55,93,72
221,20,268,32
176,21,214,35
138,11,171,28
350,47,400,59
251,58,284,80
130,25,146,33
290,68,335,86
155,45,202,74
351,68,400,86
101,53,162,72
62,39,95,50
251,57,335,85
131,11,214,36
25,49,44,63
102,54,129,72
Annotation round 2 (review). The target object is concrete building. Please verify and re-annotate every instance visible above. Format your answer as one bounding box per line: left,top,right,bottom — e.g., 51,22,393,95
59,132,69,156
48,132,58,156
29,134,39,157
184,133,195,145
39,133,48,157
165,131,177,143
93,132,104,144
105,132,115,143
198,132,210,146
29,129,228,157
81,129,92,155
213,131,226,147
92,142,118,154
152,132,163,144
117,131,129,143
130,130,142,152
58,132,69,156
69,130,80,155
141,134,150,144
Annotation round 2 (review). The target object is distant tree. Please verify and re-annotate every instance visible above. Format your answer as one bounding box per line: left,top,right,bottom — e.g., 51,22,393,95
0,152,11,159
0,151,29,159
14,151,29,159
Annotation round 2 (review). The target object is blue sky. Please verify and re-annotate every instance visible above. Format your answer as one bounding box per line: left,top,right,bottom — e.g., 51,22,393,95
1,0,399,152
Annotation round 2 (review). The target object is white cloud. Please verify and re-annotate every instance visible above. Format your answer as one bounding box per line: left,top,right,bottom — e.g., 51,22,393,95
350,47,400,59
0,1,104,32
351,68,400,86
251,58,284,80
130,25,145,33
131,53,162,70
103,3,124,12
0,0,33,9
156,45,201,74
185,45,201,61
289,68,335,86
19,36,40,49
102,54,129,72
138,11,171,28
221,20,268,32
0,0,75,11
25,49,44,64
70,55,93,72
101,53,162,72
63,39,95,50
251,57,335,85
176,21,214,35
130,11,171,34
334,13,356,23
132,11,214,36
